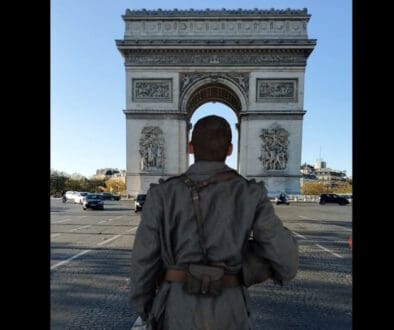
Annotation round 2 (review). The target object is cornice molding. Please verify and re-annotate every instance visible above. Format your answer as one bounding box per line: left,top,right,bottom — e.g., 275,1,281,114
240,111,306,120
124,110,187,120
123,8,310,18
117,39,317,47
245,173,302,178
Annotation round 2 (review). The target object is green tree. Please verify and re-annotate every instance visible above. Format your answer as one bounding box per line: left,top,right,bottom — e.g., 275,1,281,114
50,173,68,196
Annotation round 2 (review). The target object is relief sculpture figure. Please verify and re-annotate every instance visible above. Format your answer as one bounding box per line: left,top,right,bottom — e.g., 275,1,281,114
139,127,165,170
259,125,289,170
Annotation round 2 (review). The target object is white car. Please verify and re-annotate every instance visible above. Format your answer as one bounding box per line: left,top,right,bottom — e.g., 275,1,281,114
73,192,88,204
64,191,77,202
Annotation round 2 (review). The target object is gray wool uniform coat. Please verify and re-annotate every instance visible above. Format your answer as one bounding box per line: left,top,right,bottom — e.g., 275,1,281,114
130,161,298,330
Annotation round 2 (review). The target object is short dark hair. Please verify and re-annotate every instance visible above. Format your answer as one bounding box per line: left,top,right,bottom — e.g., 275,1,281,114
191,115,232,161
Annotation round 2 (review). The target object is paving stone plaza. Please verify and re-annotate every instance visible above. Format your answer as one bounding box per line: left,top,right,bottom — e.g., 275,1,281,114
51,199,352,329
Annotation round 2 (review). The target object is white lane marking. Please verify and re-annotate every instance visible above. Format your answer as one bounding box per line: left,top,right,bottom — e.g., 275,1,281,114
51,249,91,270
107,218,113,221
305,240,349,244
51,234,61,238
315,244,344,258
80,216,88,219
292,230,345,258
292,231,307,239
69,225,92,232
126,227,138,233
52,219,70,224
97,234,122,246
131,316,146,329
298,215,352,232
98,220,107,224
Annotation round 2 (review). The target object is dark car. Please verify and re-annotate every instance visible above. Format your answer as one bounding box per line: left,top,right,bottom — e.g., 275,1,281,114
82,193,104,210
99,192,121,201
134,194,146,212
318,193,349,205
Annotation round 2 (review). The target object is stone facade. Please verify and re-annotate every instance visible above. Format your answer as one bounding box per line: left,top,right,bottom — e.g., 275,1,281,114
116,8,316,196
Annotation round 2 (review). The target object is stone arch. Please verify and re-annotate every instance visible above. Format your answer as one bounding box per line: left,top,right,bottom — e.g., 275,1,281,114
180,76,248,118
116,8,316,196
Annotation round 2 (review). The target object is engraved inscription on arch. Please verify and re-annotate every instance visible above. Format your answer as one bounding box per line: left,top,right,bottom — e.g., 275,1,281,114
132,79,172,102
256,79,297,102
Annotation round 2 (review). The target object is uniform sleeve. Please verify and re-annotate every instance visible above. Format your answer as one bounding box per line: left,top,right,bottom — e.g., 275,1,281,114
129,185,164,321
252,183,299,282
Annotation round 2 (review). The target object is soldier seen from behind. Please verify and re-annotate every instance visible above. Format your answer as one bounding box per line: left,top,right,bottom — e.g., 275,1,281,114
130,115,299,329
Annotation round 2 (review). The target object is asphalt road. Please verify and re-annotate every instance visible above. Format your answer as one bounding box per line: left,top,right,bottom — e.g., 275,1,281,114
51,199,352,329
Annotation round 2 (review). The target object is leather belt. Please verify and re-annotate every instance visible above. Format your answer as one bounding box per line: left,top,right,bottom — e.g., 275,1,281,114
164,269,241,288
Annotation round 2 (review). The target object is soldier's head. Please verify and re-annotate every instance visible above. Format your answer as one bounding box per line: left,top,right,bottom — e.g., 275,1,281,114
189,115,233,162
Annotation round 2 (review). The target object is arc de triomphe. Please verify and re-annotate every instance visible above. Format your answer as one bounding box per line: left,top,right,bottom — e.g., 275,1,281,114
116,8,316,196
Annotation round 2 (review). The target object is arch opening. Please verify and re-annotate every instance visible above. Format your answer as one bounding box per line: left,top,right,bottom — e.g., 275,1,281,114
186,83,242,120
188,102,239,170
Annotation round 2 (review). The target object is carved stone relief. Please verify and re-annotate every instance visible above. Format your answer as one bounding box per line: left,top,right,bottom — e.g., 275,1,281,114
139,127,165,170
187,85,242,112
256,79,297,102
125,51,307,67
125,18,308,38
258,125,289,170
132,79,172,102
180,72,249,99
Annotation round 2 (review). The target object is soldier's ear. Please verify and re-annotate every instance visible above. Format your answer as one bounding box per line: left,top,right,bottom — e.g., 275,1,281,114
188,142,194,154
227,144,233,156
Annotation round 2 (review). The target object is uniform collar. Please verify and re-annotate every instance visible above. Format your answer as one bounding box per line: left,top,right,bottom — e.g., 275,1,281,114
185,161,234,175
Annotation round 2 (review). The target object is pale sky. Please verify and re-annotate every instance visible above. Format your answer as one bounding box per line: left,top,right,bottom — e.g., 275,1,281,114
51,0,351,177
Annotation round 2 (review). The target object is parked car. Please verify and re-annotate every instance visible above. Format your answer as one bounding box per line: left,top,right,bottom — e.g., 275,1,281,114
134,194,146,212
318,193,349,205
99,192,121,201
82,193,104,210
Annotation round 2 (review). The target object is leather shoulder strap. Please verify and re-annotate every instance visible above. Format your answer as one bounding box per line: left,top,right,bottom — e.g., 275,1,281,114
179,170,240,264
195,170,239,190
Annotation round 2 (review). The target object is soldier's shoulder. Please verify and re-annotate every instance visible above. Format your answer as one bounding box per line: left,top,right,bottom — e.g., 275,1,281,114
235,173,265,187
151,175,182,188
239,176,267,196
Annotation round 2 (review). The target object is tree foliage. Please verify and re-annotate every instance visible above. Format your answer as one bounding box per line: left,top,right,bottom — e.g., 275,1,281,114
301,181,352,195
301,182,331,195
105,177,126,194
331,182,352,194
50,171,106,196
